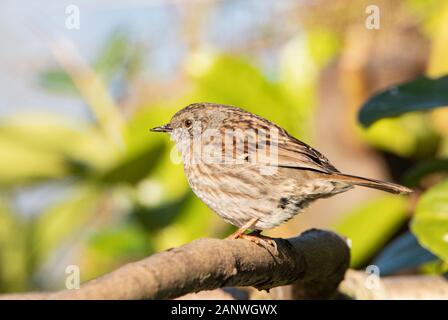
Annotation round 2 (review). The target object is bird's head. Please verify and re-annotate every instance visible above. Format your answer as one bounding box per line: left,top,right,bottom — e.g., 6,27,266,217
150,102,229,144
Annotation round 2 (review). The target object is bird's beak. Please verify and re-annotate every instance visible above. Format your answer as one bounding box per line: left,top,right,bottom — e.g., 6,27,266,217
150,124,173,133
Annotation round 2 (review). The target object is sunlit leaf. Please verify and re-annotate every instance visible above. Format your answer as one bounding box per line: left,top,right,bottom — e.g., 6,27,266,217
0,199,28,292
153,195,217,251
424,1,448,136
279,34,317,98
405,0,447,38
125,104,178,154
412,179,448,261
278,35,317,141
0,136,74,186
334,196,409,267
81,220,152,280
425,1,448,77
133,191,190,232
306,29,341,69
87,221,151,257
98,142,165,185
0,113,83,151
0,114,120,186
34,186,102,262
360,112,440,158
419,259,448,275
188,54,312,139
440,136,448,157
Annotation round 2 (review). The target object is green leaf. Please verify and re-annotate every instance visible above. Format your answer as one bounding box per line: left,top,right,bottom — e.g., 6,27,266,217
133,191,190,232
38,69,77,95
81,220,152,279
188,54,313,139
306,29,341,69
153,194,218,251
0,136,74,186
0,114,119,186
412,179,448,261
0,199,28,292
125,104,178,155
372,231,436,275
359,75,448,127
94,31,131,82
87,221,151,257
98,142,165,185
34,186,101,262
403,158,448,187
334,196,409,267
360,112,440,158
38,31,137,96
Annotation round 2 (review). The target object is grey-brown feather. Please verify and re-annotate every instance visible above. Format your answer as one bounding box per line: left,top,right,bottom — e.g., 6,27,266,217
185,162,352,229
168,102,411,230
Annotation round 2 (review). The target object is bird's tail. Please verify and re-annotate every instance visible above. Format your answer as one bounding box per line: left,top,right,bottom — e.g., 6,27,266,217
328,173,413,195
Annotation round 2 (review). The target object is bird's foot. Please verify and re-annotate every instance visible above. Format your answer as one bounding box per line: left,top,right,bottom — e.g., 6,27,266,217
225,228,247,240
240,231,278,253
224,219,277,253
225,218,258,240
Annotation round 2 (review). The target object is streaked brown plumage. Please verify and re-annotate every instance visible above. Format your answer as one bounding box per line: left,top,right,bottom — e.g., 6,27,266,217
151,102,412,242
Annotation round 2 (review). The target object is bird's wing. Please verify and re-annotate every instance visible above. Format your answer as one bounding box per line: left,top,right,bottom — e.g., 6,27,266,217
218,115,339,173
222,128,339,174
273,133,340,173
268,133,412,194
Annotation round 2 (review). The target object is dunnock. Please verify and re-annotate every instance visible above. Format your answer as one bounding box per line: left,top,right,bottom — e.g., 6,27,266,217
151,103,411,246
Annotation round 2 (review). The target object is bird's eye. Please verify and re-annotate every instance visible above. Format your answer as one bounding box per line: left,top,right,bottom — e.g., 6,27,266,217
184,119,193,128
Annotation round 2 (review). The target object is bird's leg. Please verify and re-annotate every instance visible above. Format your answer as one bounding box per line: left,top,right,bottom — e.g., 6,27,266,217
226,219,277,252
225,218,258,240
241,230,278,252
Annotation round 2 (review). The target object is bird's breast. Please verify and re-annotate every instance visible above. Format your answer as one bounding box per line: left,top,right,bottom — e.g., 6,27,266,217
183,163,352,229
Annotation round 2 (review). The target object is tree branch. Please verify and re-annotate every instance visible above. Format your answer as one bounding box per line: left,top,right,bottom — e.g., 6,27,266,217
339,270,448,300
0,229,350,300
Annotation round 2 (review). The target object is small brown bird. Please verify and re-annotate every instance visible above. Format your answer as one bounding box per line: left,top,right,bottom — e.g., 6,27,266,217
151,103,412,246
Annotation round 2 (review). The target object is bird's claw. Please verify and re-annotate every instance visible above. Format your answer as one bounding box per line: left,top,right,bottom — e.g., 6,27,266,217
239,233,278,253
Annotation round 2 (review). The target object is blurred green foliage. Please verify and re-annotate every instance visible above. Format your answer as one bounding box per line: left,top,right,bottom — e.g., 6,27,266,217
358,76,448,127
361,113,440,158
372,232,436,276
39,31,141,96
412,179,448,261
2,0,448,294
335,196,408,267
333,0,448,272
357,74,448,272
0,27,323,291
403,158,448,187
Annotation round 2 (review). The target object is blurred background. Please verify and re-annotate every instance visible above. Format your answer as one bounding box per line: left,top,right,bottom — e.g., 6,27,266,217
1,0,448,293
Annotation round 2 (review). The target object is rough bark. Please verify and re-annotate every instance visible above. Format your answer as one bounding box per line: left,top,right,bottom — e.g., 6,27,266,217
338,269,448,300
0,229,350,300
